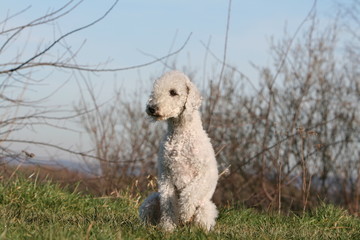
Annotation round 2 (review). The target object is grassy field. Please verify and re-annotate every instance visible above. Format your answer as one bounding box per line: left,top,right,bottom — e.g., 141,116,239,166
0,178,359,240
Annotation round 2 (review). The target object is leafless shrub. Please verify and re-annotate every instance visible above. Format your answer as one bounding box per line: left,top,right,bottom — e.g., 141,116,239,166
207,10,360,213
0,0,191,174
76,88,164,194
0,1,125,166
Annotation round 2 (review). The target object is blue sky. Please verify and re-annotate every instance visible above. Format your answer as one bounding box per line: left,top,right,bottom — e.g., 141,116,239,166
0,0,346,160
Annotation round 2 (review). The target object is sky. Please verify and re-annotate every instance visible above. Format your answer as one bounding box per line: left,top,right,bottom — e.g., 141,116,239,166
0,0,348,161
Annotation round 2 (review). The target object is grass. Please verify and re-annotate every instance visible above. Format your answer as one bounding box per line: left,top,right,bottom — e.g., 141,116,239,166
0,177,359,239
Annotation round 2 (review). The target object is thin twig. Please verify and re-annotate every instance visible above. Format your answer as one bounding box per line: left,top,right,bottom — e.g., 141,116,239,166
269,0,318,87
4,0,117,74
206,0,232,131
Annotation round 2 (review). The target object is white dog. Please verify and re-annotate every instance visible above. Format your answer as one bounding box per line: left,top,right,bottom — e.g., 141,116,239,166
139,71,218,231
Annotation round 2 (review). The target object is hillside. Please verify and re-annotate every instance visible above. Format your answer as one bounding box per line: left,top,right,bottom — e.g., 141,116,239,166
0,178,359,239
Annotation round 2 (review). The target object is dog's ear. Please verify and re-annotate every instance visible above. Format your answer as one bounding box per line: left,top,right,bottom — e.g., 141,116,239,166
185,79,202,112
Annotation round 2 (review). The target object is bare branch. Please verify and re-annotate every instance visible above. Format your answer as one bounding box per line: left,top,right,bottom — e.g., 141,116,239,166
0,1,83,53
269,0,318,87
1,0,118,74
206,0,232,130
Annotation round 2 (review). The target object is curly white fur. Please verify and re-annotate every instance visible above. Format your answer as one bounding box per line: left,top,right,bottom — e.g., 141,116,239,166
139,71,218,231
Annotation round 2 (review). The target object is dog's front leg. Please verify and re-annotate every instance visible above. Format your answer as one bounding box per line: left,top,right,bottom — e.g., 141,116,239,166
177,178,203,224
158,179,179,231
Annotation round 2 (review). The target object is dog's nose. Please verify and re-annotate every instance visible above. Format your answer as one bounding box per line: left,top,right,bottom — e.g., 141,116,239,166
146,105,157,115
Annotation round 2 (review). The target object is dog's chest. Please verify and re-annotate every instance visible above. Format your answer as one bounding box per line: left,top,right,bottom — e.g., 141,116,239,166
163,134,191,162
161,133,199,178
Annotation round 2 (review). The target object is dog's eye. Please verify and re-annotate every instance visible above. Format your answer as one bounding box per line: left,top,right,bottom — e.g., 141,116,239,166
169,89,178,96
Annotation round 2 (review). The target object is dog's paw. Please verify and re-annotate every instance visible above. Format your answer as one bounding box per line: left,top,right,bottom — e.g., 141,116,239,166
159,220,176,232
179,204,196,224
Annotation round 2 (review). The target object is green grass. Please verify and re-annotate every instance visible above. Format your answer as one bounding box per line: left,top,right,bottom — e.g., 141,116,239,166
0,178,359,240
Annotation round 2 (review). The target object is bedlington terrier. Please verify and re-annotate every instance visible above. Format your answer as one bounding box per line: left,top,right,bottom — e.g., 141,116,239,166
139,71,218,231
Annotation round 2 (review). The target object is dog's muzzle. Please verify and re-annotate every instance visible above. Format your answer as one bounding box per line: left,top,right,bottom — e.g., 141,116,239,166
146,104,161,118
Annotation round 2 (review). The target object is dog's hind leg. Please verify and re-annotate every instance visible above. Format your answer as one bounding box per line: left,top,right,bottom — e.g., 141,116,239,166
193,200,218,231
139,192,161,225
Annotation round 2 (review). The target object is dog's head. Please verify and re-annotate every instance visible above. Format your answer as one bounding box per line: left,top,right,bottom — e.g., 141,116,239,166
146,71,202,121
